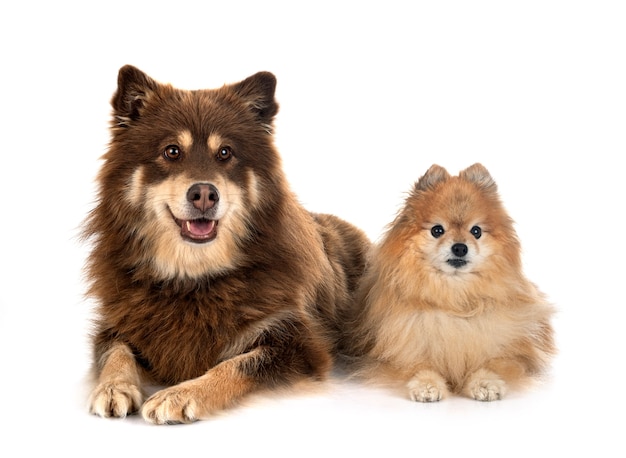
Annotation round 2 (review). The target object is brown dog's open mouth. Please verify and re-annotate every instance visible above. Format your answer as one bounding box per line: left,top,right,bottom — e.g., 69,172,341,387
175,217,218,243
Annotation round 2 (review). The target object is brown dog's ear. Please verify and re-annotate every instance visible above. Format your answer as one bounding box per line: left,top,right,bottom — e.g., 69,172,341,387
459,163,498,191
415,164,451,191
230,71,279,126
111,65,160,127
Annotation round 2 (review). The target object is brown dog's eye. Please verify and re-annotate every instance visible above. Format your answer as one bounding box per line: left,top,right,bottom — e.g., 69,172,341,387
431,225,445,238
217,146,232,162
163,145,181,161
470,226,482,239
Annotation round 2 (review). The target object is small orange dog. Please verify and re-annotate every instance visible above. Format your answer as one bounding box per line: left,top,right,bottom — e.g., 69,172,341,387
343,163,555,401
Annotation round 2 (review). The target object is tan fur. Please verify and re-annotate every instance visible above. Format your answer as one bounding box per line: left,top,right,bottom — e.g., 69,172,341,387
141,349,261,424
343,163,555,401
84,66,371,423
140,172,248,279
89,343,144,417
207,133,223,152
178,129,194,151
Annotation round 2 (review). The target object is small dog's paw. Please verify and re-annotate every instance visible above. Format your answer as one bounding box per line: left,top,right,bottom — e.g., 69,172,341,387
464,370,507,401
141,386,199,425
407,370,448,402
89,381,143,418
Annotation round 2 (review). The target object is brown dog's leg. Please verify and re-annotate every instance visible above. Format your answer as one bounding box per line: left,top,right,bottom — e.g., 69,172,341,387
89,342,144,417
143,348,283,424
142,339,328,425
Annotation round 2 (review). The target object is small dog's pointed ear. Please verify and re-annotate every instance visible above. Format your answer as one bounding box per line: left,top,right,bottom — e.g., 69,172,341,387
415,164,451,191
231,71,279,125
111,65,159,127
460,163,498,191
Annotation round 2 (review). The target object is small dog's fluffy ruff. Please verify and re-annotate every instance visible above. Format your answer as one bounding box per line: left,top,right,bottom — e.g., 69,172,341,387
342,163,555,401
84,66,370,424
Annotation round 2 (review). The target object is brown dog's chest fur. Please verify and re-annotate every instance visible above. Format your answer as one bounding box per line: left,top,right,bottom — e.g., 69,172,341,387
95,262,310,385
103,283,238,384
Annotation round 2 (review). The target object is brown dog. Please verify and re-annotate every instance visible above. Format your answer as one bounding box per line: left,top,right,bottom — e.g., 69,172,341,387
342,164,555,401
84,66,370,424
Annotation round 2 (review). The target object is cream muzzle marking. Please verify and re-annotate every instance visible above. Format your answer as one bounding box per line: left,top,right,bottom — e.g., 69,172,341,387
170,182,221,244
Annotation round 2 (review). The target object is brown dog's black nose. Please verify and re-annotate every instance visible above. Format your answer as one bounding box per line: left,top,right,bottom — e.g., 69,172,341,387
187,183,219,212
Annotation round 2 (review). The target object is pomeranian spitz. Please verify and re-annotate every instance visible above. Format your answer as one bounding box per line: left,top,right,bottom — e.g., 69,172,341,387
342,163,555,401
83,65,370,424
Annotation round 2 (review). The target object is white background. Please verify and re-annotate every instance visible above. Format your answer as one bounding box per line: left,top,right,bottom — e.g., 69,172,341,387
1,1,624,456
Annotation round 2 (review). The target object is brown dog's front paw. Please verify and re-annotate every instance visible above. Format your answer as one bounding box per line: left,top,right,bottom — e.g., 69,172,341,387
141,387,200,425
89,381,143,418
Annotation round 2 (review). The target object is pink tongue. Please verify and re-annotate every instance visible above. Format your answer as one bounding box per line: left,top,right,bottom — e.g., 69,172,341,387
186,219,215,237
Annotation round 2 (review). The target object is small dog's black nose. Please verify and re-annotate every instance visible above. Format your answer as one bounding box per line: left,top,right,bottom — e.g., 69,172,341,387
451,243,468,257
187,183,219,212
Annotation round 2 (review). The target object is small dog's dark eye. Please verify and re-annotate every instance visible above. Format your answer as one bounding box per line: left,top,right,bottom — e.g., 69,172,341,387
470,226,482,239
163,145,181,161
217,146,232,161
431,225,445,238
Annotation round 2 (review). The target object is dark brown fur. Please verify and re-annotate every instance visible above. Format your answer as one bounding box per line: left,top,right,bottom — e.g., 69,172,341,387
84,66,370,423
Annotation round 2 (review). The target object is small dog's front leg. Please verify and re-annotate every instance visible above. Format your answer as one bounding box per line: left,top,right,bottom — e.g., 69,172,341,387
89,342,144,418
462,368,507,401
407,369,448,402
463,358,530,401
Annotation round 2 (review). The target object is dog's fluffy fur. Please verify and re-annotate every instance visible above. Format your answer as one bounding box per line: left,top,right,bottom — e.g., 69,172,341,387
342,164,555,401
84,65,370,424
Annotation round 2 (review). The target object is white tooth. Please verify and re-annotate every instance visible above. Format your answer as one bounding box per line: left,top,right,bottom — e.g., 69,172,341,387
186,221,191,231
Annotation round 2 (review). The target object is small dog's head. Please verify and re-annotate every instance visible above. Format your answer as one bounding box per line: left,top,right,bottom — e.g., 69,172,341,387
397,163,521,279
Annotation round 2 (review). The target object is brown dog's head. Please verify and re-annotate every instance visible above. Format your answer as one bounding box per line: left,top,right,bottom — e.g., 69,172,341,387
89,66,286,280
